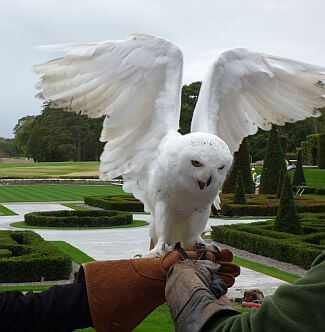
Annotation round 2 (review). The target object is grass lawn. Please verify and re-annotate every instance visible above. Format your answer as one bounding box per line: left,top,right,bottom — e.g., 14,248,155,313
233,256,300,283
0,184,125,202
0,161,99,178
253,165,325,190
10,219,148,230
0,204,17,215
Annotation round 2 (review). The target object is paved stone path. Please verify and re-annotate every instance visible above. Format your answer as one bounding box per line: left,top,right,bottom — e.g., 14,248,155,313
0,202,287,296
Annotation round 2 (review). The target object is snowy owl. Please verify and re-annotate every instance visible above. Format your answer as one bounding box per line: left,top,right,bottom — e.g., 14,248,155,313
34,34,325,257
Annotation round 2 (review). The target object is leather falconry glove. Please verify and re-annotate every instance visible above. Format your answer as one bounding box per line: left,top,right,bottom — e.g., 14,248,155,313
78,246,220,332
165,249,240,332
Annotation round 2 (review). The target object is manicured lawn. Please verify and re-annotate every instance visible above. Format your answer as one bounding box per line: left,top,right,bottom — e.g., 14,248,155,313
253,165,325,190
50,241,95,264
0,204,17,215
11,220,148,230
0,184,125,202
0,161,99,178
233,256,299,283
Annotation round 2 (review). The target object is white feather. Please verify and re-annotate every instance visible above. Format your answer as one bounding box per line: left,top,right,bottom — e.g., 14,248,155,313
191,48,324,153
34,37,325,257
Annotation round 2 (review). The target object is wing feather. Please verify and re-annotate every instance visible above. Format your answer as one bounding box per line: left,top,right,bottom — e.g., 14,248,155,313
191,49,325,153
34,34,183,209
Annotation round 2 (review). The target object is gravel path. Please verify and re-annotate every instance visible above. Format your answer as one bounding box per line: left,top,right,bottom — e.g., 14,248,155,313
215,242,307,276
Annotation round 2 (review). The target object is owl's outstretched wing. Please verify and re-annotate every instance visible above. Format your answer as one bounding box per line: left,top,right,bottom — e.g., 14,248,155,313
34,34,183,208
191,48,325,153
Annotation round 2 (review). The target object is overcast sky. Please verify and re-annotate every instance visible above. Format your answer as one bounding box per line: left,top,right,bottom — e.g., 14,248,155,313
1,0,324,138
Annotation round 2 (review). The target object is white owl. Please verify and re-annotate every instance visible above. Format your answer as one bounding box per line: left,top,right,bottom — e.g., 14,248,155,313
34,34,324,257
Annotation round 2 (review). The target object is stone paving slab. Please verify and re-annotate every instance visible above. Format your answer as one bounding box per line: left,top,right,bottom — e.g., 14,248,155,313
0,202,287,296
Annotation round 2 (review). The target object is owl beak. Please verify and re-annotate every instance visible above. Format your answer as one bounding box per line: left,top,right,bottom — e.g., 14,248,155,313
197,175,212,190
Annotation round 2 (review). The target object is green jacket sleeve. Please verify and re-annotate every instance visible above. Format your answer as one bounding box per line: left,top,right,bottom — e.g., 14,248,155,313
204,250,325,332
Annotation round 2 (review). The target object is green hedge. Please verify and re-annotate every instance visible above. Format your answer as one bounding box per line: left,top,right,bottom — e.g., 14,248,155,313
220,194,325,216
211,214,325,269
24,210,133,227
0,231,71,282
318,133,325,169
84,194,144,212
300,134,319,165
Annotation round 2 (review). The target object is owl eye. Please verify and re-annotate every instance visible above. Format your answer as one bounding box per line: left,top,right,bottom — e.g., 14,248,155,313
191,160,203,167
218,165,225,170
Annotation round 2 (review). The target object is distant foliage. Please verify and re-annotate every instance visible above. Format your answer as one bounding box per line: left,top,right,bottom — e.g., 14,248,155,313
318,134,325,169
15,103,104,162
300,134,319,166
179,81,201,134
274,174,301,234
259,126,287,194
233,171,246,204
292,150,306,186
222,139,254,194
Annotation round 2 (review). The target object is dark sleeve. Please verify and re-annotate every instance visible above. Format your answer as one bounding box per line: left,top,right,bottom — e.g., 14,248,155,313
0,280,93,332
204,250,325,332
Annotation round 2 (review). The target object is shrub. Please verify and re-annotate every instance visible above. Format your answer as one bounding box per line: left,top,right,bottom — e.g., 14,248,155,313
300,134,319,165
318,133,325,169
233,171,246,204
259,126,287,194
220,193,325,216
292,150,306,186
0,231,71,282
24,210,132,227
84,195,144,212
222,139,254,194
274,174,301,234
211,215,325,269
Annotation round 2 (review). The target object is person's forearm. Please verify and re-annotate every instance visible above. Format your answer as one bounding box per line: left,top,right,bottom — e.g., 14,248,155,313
0,280,92,332
204,251,325,332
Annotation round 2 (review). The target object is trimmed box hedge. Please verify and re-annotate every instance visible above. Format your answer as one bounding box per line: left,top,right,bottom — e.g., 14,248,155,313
211,213,325,269
84,194,144,212
24,210,133,227
220,194,325,216
0,231,71,282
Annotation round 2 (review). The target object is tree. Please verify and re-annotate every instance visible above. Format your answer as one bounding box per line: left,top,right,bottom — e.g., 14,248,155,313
318,134,325,169
21,103,104,162
259,126,287,194
223,138,254,193
13,115,36,157
233,171,246,204
179,81,201,134
292,150,306,186
274,174,301,234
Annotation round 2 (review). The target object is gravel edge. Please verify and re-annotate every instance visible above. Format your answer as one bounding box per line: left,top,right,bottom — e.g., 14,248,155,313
215,242,307,277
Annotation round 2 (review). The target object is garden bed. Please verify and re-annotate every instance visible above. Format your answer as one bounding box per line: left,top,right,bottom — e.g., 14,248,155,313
220,194,325,216
0,231,71,282
211,213,325,269
84,194,144,212
24,210,133,227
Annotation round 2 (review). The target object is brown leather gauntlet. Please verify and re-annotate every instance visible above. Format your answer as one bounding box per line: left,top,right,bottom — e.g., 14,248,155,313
165,260,240,332
78,249,216,332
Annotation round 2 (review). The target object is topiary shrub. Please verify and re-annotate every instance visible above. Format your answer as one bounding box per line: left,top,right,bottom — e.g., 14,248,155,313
259,126,287,194
222,138,254,194
276,168,285,199
292,149,306,186
84,195,144,212
0,231,71,282
300,134,319,165
274,174,301,234
318,133,325,169
233,171,246,204
24,210,133,227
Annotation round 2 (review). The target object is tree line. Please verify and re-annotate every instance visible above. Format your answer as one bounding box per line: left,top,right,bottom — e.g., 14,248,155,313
1,82,324,162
